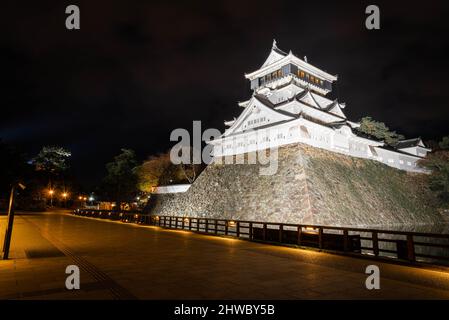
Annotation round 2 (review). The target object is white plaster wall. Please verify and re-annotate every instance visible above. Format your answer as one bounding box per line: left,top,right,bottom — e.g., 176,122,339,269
211,118,425,173
374,147,425,173
153,184,191,194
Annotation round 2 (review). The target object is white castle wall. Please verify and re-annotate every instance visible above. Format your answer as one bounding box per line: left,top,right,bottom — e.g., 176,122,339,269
211,118,426,173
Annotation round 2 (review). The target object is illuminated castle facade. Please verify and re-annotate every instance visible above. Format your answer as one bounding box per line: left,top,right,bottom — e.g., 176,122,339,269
208,41,430,173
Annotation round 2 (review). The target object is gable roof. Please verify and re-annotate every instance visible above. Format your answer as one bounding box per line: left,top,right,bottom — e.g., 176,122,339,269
222,95,295,137
296,88,321,108
322,100,346,118
395,138,426,149
261,40,288,68
246,44,337,82
378,145,424,159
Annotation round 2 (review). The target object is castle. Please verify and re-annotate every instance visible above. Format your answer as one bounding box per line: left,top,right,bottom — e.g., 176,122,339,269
149,41,442,227
208,40,430,173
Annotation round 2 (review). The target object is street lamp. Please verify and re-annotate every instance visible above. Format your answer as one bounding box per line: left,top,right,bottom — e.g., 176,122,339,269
48,189,54,207
2,182,26,259
62,192,68,208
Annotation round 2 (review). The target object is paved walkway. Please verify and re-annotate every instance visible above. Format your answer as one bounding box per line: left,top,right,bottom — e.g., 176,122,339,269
1,211,449,300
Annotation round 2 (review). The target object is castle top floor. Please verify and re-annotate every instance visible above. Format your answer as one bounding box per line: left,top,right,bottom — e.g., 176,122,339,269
245,40,337,95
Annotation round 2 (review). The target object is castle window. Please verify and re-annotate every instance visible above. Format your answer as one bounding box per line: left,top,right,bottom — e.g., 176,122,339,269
320,80,323,85
300,71,305,78
277,70,282,77
310,76,315,82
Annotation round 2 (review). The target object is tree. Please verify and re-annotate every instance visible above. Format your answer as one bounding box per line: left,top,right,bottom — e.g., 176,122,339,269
103,149,138,204
357,117,405,146
135,152,180,192
419,138,449,206
439,136,449,150
178,147,203,184
32,146,72,204
33,146,71,174
135,153,171,192
135,149,204,193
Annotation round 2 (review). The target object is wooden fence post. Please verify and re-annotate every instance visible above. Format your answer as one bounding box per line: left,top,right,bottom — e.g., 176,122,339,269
297,226,302,245
249,222,253,240
343,230,349,252
372,231,379,256
318,227,323,249
263,223,267,241
236,221,240,237
279,224,283,243
407,234,416,262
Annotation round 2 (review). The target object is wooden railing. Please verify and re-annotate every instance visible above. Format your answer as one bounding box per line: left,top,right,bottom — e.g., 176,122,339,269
72,209,449,267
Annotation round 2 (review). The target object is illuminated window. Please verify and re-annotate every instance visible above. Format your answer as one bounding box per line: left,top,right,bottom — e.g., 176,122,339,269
320,80,323,85
300,71,305,78
310,76,315,82
315,78,319,84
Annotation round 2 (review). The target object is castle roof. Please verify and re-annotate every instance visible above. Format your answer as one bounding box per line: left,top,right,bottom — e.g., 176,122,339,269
261,40,288,68
378,145,424,159
246,40,338,82
395,138,428,149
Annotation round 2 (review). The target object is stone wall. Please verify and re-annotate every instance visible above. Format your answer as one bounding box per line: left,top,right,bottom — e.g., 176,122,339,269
147,143,443,228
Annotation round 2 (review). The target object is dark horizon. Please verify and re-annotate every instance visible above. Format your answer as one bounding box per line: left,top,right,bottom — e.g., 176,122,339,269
3,0,449,187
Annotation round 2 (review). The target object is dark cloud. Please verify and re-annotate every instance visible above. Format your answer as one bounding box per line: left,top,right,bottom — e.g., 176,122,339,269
2,0,449,186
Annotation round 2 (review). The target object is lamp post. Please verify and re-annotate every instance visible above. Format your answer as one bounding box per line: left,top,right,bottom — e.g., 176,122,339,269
2,182,25,260
49,189,54,207
62,192,68,208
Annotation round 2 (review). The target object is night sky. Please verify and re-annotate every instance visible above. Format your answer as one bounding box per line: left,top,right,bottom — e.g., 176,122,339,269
2,0,449,186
